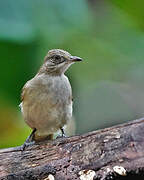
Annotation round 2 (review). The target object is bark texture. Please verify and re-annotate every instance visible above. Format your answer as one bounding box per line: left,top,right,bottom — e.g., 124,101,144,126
1,118,144,180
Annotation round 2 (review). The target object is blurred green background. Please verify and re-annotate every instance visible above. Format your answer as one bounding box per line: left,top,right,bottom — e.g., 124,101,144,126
1,0,144,148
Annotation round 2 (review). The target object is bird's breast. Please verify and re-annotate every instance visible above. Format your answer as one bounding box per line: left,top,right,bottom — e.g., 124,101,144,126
40,74,72,104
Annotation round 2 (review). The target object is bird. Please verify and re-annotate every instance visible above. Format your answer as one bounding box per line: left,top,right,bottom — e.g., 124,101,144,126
20,49,82,149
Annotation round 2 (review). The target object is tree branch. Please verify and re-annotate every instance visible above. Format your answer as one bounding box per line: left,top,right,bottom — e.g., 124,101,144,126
1,118,144,180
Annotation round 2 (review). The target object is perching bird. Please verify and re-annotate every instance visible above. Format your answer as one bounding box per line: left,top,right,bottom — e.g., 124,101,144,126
20,49,82,149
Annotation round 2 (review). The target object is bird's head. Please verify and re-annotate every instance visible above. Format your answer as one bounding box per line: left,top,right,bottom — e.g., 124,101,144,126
39,49,82,75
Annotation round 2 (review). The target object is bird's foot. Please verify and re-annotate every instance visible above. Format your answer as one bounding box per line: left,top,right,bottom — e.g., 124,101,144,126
56,134,66,139
56,127,66,139
21,141,35,151
21,128,36,151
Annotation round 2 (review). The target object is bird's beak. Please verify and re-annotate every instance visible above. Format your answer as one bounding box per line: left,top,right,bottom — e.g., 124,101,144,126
70,56,83,62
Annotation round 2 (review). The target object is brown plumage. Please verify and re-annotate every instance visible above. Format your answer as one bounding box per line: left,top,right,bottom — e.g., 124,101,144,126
20,49,82,147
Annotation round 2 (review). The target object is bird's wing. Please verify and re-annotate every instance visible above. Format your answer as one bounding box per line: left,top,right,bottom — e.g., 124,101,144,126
20,80,33,103
21,83,27,102
19,83,29,113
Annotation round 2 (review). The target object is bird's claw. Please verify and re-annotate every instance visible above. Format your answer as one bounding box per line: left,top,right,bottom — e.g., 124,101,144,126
56,134,66,139
21,141,35,151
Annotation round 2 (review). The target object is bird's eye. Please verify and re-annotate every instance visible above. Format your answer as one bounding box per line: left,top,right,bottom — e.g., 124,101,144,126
50,55,65,64
54,55,61,61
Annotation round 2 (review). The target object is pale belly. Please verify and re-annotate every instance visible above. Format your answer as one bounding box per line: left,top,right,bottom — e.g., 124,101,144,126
22,100,72,136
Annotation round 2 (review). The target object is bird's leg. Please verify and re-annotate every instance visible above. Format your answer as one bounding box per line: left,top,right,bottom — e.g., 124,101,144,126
21,128,36,151
60,127,66,137
56,127,66,139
